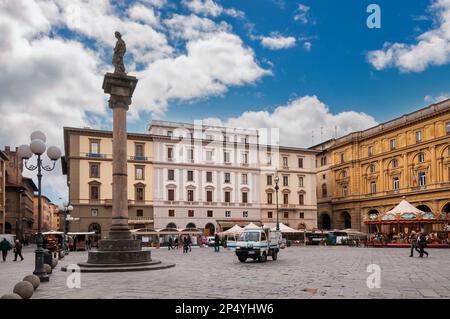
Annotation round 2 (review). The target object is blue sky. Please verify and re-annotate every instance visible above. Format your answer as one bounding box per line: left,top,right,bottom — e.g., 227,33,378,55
128,0,449,131
1,0,449,203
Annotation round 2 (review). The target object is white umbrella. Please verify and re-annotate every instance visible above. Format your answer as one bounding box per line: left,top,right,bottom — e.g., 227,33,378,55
244,222,261,229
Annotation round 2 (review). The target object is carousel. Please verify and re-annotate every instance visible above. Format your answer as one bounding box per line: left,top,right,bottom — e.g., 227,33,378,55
365,199,450,247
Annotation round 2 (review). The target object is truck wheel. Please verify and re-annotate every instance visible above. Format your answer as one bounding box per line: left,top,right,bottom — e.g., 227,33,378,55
272,251,278,261
238,257,247,263
259,252,267,262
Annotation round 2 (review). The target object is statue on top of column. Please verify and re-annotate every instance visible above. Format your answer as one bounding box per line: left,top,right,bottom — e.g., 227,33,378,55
112,31,126,75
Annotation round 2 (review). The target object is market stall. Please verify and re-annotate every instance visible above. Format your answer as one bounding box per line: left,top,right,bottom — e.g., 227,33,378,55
67,231,96,251
219,224,244,249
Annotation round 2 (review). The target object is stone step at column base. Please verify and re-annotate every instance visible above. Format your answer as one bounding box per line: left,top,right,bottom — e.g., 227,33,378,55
61,260,176,273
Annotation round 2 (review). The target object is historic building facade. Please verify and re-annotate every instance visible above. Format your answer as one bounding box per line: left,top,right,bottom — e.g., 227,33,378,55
0,151,8,233
311,99,450,232
33,195,58,232
63,127,154,239
149,121,261,235
259,146,318,230
3,146,37,240
311,139,335,230
64,122,320,236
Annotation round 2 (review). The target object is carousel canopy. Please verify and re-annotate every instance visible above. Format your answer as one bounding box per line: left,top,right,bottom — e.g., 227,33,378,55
367,199,440,223
385,200,425,215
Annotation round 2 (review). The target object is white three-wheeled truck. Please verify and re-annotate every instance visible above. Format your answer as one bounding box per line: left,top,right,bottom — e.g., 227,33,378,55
235,227,281,262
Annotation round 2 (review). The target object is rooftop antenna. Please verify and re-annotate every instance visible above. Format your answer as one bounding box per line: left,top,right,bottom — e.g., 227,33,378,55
311,130,314,145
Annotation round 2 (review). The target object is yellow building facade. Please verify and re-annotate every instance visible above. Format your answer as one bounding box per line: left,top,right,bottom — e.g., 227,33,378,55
317,99,450,232
259,146,318,230
63,127,154,241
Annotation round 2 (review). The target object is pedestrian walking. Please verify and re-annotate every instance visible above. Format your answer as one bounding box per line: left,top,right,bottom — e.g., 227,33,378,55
214,234,220,252
409,231,421,257
418,232,429,258
188,235,192,252
85,237,91,251
183,237,189,253
0,238,12,262
168,237,174,250
13,240,24,262
174,237,179,249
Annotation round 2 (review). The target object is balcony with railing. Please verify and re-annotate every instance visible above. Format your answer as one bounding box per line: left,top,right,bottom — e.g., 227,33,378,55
85,152,107,159
129,156,148,161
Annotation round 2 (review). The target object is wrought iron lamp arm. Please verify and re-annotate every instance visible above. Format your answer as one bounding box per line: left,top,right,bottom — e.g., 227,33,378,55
23,159,38,171
41,160,56,172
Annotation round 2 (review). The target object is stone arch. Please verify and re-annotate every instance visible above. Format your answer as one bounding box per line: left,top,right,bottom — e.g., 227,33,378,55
342,211,352,229
166,222,177,229
366,162,377,174
297,223,306,230
416,204,432,212
318,213,331,230
441,202,450,213
411,149,431,164
186,222,196,228
204,223,215,236
5,222,12,234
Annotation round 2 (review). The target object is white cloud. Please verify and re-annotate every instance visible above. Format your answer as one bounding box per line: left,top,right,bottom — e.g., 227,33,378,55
294,3,310,24
128,4,159,27
303,41,312,51
164,14,230,40
182,0,223,17
0,0,269,201
140,0,167,8
203,96,378,147
133,32,271,116
367,0,450,72
182,0,245,18
260,34,296,50
0,0,106,201
424,92,450,103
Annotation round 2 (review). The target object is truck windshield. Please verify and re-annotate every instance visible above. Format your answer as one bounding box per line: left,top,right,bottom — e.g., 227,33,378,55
238,232,260,242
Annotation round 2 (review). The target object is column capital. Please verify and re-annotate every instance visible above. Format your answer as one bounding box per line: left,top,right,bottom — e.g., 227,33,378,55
102,72,138,110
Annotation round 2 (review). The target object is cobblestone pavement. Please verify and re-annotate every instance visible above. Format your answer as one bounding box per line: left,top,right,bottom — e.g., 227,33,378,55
1,246,450,299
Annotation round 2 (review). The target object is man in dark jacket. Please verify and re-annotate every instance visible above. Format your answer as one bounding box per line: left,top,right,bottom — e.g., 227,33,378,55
214,234,220,252
418,232,429,258
0,238,12,262
13,240,24,261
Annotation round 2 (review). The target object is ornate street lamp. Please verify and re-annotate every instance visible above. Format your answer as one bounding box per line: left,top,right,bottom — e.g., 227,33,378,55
18,131,61,282
274,175,280,232
58,202,73,256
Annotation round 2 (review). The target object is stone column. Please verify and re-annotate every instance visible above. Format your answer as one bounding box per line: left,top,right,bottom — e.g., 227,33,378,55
102,72,138,240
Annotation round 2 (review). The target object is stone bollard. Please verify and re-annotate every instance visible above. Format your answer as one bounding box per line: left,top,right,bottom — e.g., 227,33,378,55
44,263,52,274
13,281,34,299
23,275,40,290
51,258,58,269
1,293,22,299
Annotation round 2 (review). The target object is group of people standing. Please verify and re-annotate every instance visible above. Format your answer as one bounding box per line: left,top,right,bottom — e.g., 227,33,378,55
0,238,24,262
167,236,192,253
409,230,429,258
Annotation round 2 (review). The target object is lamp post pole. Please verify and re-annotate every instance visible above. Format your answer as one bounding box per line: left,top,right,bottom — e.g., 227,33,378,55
59,202,73,256
18,131,62,282
274,175,280,232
